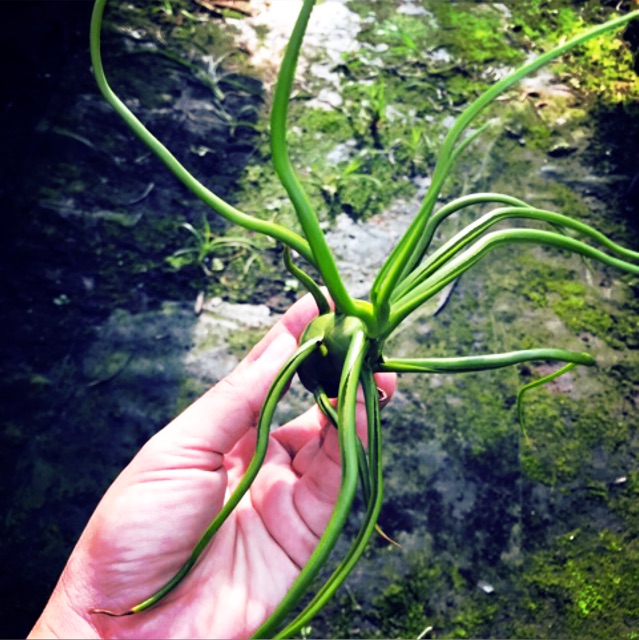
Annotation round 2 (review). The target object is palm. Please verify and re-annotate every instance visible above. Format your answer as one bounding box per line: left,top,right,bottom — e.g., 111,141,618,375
45,297,394,640
85,406,344,639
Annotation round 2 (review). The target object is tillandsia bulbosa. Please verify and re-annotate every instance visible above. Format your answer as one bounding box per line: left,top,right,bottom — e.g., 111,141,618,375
89,0,639,636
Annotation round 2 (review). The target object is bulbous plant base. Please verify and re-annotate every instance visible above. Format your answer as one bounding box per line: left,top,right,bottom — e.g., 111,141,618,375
298,312,367,397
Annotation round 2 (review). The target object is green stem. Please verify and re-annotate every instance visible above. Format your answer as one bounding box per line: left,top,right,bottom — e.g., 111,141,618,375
270,0,372,325
380,349,595,374
274,366,383,639
314,388,338,426
283,247,331,315
393,205,639,304
372,9,639,314
315,388,373,507
252,329,369,638
389,123,501,290
390,194,529,301
388,228,639,335
89,0,315,265
517,362,577,435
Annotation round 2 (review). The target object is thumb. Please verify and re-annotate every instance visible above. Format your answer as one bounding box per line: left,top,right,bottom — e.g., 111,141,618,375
158,330,298,457
158,292,323,456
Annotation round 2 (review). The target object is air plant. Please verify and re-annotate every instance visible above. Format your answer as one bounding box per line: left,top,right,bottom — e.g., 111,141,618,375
89,0,639,637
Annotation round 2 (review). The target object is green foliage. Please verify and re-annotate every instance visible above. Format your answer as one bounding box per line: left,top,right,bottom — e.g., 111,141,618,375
391,127,433,176
560,15,639,104
166,216,263,276
309,157,382,219
512,2,639,105
341,78,387,148
374,15,434,57
286,101,416,221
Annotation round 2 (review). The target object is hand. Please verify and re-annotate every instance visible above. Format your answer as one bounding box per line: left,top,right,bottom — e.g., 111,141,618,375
29,295,396,639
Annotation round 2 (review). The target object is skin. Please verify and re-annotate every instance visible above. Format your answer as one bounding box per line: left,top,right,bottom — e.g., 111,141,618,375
29,294,395,640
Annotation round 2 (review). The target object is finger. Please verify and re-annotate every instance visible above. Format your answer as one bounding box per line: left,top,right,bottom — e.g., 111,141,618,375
147,293,322,462
373,371,396,409
250,397,368,565
287,370,395,536
263,409,353,542
272,368,396,460
238,291,326,367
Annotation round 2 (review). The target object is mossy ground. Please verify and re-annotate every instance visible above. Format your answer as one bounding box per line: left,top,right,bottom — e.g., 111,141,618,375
2,0,639,636
268,1,639,638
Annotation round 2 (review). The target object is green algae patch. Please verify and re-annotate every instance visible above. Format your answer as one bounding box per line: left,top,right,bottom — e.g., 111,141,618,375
504,527,639,639
431,3,525,66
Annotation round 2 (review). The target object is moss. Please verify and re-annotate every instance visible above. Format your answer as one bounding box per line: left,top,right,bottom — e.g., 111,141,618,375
318,551,504,639
430,3,525,67
175,376,207,414
552,285,639,350
225,326,265,358
519,393,582,485
501,244,639,350
520,383,635,487
553,295,612,336
297,108,352,139
611,471,639,530
444,72,487,106
408,463,639,640
510,1,639,106
547,182,593,220
501,527,639,639
371,568,438,639
240,93,418,221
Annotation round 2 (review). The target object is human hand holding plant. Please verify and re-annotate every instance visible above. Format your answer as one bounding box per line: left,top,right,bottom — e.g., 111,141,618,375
29,294,396,640
76,0,639,636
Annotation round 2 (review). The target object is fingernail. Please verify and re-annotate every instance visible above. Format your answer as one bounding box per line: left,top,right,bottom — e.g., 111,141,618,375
378,387,390,409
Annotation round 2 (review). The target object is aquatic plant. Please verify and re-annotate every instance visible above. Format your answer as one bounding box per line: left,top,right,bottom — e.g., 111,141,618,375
89,0,639,636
